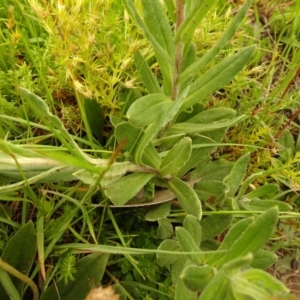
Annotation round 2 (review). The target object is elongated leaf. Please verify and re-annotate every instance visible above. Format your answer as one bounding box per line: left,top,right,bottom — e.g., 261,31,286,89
160,137,192,176
198,270,230,300
0,269,21,300
240,199,292,212
240,269,288,293
104,172,155,205
251,249,277,270
142,0,174,57
206,217,254,266
165,115,245,135
230,273,278,300
127,93,173,128
174,0,216,44
167,177,202,220
224,152,250,198
180,46,255,111
83,98,104,144
244,184,279,199
186,107,237,123
181,265,215,292
0,221,37,298
134,50,161,94
176,227,203,265
180,0,252,82
183,215,201,245
218,207,278,268
40,253,109,300
121,0,173,66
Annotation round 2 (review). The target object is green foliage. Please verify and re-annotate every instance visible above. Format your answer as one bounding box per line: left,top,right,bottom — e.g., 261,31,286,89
0,0,300,299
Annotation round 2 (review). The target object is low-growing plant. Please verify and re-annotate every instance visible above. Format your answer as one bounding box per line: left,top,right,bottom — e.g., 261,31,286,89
0,0,300,299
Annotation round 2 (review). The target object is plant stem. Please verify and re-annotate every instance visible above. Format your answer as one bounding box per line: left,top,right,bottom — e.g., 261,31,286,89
0,259,39,300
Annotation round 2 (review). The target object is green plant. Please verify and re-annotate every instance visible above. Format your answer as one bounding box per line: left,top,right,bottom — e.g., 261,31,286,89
1,0,300,299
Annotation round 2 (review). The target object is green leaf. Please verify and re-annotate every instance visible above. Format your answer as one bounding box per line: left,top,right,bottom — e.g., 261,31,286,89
218,207,279,268
186,107,237,123
134,88,188,165
180,0,252,82
0,221,36,298
176,129,232,178
239,199,292,212
251,249,278,270
172,256,188,286
134,50,161,94
104,173,155,205
224,152,250,198
83,98,104,144
181,264,215,292
121,0,173,66
115,122,142,153
174,0,216,45
40,253,109,300
180,46,255,111
200,214,232,242
115,122,161,168
179,43,197,93
157,218,174,239
191,159,234,182
198,270,230,300
183,215,201,245
0,269,21,300
175,273,198,300
167,177,202,220
206,217,254,266
176,227,203,265
145,202,171,221
141,0,174,57
160,137,192,176
156,239,181,266
164,115,245,135
240,269,289,294
244,184,279,199
127,93,173,128
194,180,228,205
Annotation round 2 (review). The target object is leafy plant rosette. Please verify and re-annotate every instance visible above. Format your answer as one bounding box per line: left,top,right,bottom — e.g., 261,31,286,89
0,0,294,299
